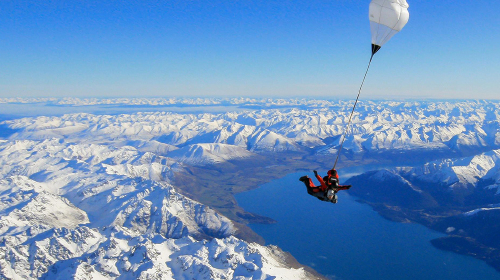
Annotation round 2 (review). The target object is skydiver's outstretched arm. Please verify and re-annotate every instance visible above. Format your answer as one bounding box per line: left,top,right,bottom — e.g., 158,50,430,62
336,185,352,191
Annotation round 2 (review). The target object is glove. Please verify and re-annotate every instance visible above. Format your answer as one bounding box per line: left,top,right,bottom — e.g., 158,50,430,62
313,170,318,176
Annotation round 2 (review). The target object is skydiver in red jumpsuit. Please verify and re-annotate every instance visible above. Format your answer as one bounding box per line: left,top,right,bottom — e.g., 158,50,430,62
299,169,351,203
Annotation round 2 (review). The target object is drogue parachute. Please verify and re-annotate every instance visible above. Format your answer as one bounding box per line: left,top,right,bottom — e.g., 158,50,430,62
369,0,410,55
332,0,410,170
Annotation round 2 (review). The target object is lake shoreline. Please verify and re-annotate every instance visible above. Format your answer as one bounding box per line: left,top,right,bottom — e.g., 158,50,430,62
352,196,500,274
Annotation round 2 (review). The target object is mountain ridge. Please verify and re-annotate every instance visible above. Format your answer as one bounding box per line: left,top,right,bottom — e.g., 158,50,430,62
2,98,500,278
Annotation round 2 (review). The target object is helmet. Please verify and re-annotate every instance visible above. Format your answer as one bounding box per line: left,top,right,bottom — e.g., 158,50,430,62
326,189,335,200
328,169,338,176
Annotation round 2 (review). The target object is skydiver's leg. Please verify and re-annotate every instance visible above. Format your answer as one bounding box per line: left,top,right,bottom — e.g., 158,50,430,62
299,176,320,194
300,176,316,186
299,177,318,188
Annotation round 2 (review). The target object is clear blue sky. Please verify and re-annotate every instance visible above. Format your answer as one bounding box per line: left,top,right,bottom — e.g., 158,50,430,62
1,0,499,99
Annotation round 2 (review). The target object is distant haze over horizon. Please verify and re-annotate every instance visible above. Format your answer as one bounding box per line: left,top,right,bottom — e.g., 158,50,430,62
1,96,500,103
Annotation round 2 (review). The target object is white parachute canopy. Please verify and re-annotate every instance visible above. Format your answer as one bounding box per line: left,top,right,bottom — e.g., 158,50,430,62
369,0,409,50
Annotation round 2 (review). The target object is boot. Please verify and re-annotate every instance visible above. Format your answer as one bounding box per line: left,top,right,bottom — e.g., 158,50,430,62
299,176,308,182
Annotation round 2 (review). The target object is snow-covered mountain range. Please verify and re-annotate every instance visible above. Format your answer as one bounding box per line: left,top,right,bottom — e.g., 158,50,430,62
1,98,500,278
3,99,500,161
397,149,500,192
0,139,317,279
348,148,500,209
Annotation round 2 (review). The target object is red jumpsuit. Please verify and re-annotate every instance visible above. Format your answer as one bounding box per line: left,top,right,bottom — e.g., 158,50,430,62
306,174,328,193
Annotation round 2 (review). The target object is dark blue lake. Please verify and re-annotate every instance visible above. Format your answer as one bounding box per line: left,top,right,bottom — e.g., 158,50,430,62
235,170,500,280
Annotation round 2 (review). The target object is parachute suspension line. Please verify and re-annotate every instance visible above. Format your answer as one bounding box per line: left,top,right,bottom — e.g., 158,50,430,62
332,53,375,170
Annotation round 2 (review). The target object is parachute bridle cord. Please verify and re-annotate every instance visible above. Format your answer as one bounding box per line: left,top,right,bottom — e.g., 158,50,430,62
332,52,376,170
